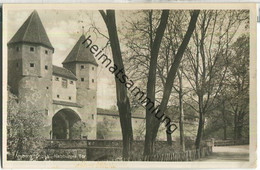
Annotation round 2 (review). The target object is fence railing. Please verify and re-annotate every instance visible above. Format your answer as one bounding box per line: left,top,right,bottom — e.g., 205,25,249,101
45,139,169,149
213,139,249,146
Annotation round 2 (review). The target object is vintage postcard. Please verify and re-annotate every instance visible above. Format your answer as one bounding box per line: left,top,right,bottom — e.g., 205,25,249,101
2,3,257,168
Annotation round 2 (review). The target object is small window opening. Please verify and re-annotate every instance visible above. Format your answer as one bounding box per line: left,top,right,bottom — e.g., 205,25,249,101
81,65,84,69
30,47,35,52
81,78,84,82
30,63,35,67
57,95,60,98
45,65,48,70
62,78,68,88
45,109,49,116
45,50,48,54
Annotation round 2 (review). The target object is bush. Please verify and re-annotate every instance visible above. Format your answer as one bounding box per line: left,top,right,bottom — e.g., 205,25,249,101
7,90,46,160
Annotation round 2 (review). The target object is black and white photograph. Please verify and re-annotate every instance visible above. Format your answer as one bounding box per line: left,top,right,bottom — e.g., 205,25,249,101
2,3,257,168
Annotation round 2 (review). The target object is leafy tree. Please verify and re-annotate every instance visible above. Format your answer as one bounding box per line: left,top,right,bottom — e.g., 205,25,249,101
133,120,146,140
227,34,249,140
97,117,116,139
70,121,89,139
182,10,249,148
7,89,46,160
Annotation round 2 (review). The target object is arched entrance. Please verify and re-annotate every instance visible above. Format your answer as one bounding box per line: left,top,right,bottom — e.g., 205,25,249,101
52,109,81,139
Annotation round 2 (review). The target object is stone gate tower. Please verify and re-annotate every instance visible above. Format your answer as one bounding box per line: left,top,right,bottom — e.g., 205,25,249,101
63,35,98,139
7,10,53,119
8,10,99,139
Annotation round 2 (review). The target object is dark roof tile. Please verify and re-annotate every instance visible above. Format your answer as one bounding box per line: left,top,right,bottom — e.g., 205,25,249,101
52,65,77,80
62,35,98,66
8,10,54,50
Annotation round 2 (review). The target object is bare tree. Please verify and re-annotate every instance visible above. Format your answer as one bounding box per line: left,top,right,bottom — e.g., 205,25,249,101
144,9,170,156
182,10,249,148
99,10,133,160
146,10,200,155
99,9,200,157
123,10,199,155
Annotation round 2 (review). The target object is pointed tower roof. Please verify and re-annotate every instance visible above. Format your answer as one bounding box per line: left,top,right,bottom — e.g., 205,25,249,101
8,10,54,50
62,35,98,66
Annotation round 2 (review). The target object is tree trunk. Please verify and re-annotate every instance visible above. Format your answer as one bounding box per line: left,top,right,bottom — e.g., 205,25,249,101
195,109,205,149
236,125,243,139
144,10,170,156
222,103,227,140
195,93,205,149
99,10,133,160
234,111,237,140
178,70,185,152
166,132,172,145
236,113,244,139
223,125,227,140
144,10,200,156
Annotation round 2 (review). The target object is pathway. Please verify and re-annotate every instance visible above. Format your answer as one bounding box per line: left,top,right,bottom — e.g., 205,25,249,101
199,145,249,162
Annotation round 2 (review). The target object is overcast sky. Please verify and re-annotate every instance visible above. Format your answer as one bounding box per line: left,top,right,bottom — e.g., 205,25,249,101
7,10,119,109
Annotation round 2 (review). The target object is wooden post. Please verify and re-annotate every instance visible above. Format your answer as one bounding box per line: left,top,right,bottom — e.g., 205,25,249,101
185,151,188,161
197,149,200,159
211,138,215,148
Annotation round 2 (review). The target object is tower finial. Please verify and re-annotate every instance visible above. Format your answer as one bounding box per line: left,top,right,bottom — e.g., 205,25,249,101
78,20,84,35
82,26,84,35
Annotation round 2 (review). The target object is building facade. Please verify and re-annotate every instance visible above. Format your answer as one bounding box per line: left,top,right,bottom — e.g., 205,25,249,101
7,10,152,141
8,10,98,139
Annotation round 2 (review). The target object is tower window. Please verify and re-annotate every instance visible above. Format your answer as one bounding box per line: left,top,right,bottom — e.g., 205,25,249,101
45,65,48,70
46,87,49,89
81,65,85,69
30,63,35,67
70,80,74,84
16,47,20,52
45,50,48,54
81,78,84,82
92,114,94,120
62,78,68,88
92,79,94,83
68,96,71,100
55,77,59,81
92,67,94,70
30,47,35,52
45,109,49,116
57,95,60,98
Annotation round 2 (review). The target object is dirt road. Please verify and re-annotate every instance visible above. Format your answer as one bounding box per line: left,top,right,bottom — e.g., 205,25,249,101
199,145,249,162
